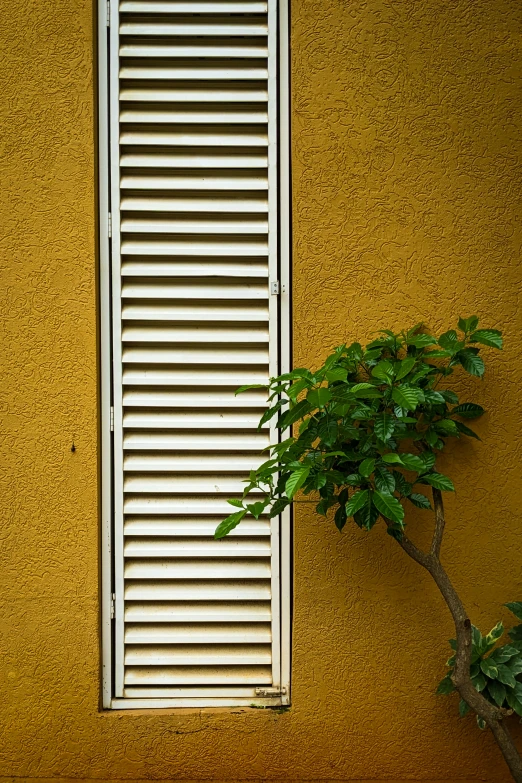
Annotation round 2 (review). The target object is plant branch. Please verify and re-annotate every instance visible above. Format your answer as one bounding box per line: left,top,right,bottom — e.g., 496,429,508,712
430,488,445,557
388,504,522,783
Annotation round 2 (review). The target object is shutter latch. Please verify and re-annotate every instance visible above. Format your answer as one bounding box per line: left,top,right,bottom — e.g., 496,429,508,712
255,686,287,696
110,593,115,619
108,212,112,238
270,281,286,295
106,0,111,26
110,406,114,432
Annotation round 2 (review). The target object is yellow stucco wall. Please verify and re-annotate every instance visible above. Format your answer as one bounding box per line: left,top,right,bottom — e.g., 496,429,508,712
1,0,521,780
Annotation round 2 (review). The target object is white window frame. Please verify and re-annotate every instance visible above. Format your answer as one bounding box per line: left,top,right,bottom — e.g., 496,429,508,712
98,0,292,709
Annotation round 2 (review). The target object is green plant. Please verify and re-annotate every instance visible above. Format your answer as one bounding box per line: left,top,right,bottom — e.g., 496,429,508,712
439,604,522,727
213,318,522,781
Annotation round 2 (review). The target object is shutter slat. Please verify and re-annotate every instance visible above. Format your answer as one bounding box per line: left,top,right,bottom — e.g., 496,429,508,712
124,580,271,600
123,475,264,492
123,518,270,535
124,665,273,684
124,559,271,578
120,3,269,13
122,303,268,320
120,64,269,80
125,602,272,621
120,152,268,168
120,85,268,102
122,389,267,405
125,623,272,643
120,172,267,189
120,196,268,212
125,644,272,664
120,22,268,37
122,497,266,514
124,538,269,556
121,281,269,298
120,42,268,58
120,106,268,123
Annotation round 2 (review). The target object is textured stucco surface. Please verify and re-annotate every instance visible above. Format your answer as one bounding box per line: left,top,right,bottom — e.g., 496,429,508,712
1,0,522,780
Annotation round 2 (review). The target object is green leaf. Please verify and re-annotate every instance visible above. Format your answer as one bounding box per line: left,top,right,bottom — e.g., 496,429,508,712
486,621,504,645
346,342,364,362
359,457,376,478
277,399,312,429
459,699,471,717
373,491,405,524
214,509,247,539
480,658,498,678
419,452,436,473
307,387,332,408
423,390,447,404
434,418,459,436
437,675,455,695
477,716,487,730
392,385,421,411
458,316,479,334
316,417,338,446
487,679,507,707
394,357,416,381
277,368,313,381
235,383,267,395
269,497,290,518
440,390,459,404
473,672,487,692
285,466,311,500
258,403,283,428
381,453,403,465
438,330,460,350
406,334,438,348
353,495,379,530
425,349,453,358
470,329,503,350
345,489,370,518
421,473,455,491
408,493,432,510
227,499,244,509
457,349,485,377
374,467,396,494
506,602,522,622
507,656,522,676
287,378,311,401
506,689,522,717
334,503,348,532
371,360,394,383
451,402,485,419
344,473,364,487
399,453,426,472
374,411,395,441
455,421,481,441
496,664,517,688
325,367,348,383
246,500,268,519
351,382,382,399
509,625,522,642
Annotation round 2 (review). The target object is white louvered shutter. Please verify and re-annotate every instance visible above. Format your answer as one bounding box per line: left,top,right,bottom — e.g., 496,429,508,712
107,0,289,707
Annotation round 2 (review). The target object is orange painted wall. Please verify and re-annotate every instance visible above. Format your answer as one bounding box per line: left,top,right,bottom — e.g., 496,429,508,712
1,0,521,780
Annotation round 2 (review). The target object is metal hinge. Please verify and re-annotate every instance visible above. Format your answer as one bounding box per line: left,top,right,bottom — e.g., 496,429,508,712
110,406,114,431
106,0,111,26
110,593,115,619
108,212,112,238
270,281,287,296
255,686,287,696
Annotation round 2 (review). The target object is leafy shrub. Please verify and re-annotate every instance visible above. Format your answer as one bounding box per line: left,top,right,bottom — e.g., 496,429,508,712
439,603,522,726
